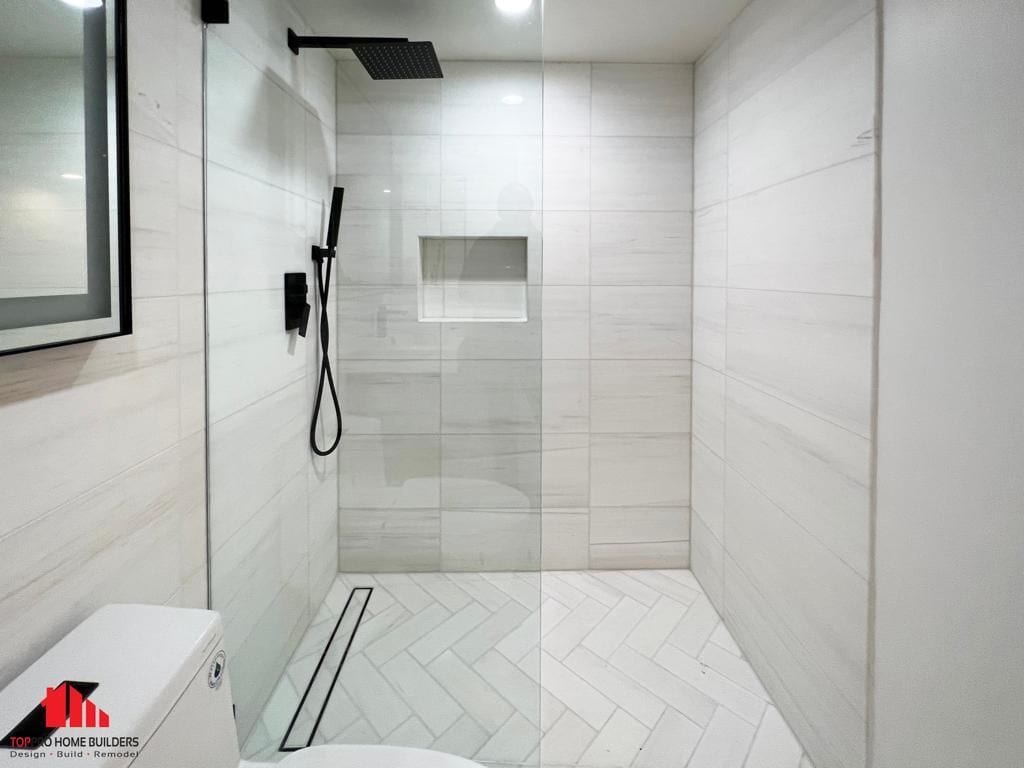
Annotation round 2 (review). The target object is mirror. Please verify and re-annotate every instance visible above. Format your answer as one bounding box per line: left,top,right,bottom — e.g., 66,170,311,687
0,0,130,356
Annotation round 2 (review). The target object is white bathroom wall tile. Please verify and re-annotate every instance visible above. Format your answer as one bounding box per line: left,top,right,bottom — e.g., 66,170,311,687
339,509,442,572
589,542,689,570
590,360,691,433
542,361,590,434
337,210,442,285
338,286,441,360
591,287,691,360
689,514,724,612
542,287,590,359
726,378,870,578
439,209,542,285
728,14,876,198
589,508,689,545
591,64,694,138
441,62,542,136
694,116,729,211
441,135,542,211
693,203,728,287
726,289,873,436
340,361,441,435
543,63,591,137
590,434,690,508
692,287,727,372
441,360,541,434
728,156,875,296
691,439,725,540
543,137,591,211
338,435,441,509
542,212,590,286
590,212,692,286
441,288,541,360
694,35,729,134
542,511,590,570
541,434,589,509
727,0,874,109
337,60,442,135
336,134,441,177
441,435,541,509
441,511,540,572
305,110,336,202
724,468,868,717
692,362,725,455
591,137,693,212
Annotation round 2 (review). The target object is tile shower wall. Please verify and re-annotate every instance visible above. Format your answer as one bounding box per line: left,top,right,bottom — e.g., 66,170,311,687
205,0,338,740
335,61,692,572
0,0,205,688
690,2,876,767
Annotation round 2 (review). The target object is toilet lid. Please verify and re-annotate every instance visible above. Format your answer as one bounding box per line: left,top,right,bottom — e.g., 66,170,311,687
276,744,487,768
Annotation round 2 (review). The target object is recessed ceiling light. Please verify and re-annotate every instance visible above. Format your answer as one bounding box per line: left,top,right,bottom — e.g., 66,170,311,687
382,189,392,194
61,173,84,180
501,94,524,105
495,0,533,15
60,0,104,9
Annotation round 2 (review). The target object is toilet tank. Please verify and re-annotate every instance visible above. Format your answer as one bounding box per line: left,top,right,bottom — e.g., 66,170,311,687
0,604,240,768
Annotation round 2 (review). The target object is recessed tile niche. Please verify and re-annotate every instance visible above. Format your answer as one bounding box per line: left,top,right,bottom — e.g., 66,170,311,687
419,236,529,322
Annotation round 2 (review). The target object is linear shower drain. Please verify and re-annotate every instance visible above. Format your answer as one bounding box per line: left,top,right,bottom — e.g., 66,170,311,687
279,586,373,751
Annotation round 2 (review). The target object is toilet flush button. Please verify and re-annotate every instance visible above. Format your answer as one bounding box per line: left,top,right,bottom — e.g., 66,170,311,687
208,650,226,689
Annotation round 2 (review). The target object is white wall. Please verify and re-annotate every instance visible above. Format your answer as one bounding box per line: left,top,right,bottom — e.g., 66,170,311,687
0,0,206,688
872,1,1024,765
691,1,877,766
205,0,338,741
334,61,693,572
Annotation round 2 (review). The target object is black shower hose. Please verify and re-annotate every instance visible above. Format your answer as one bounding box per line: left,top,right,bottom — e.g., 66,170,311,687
310,252,342,456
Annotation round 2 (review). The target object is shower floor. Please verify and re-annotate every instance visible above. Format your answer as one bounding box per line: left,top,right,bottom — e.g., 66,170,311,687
242,570,814,768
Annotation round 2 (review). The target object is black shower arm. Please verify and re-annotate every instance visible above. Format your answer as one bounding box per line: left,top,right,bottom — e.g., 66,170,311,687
287,28,409,55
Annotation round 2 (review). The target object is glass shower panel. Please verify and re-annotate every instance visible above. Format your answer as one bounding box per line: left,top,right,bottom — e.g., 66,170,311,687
205,1,543,764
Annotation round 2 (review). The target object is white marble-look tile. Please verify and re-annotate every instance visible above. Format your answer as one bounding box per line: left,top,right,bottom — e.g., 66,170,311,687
441,435,540,510
441,360,540,434
590,287,691,360
693,203,728,287
337,60,441,135
440,288,541,360
542,212,590,286
541,512,590,570
441,62,542,136
692,287,727,372
338,435,441,509
728,156,875,296
589,212,692,286
542,287,590,359
726,378,870,578
542,361,590,434
694,34,729,134
591,137,693,212
441,511,540,571
590,434,690,508
336,134,440,177
542,63,591,137
589,508,689,546
692,362,725,455
691,439,726,541
694,116,729,211
689,514,724,612
541,434,589,509
590,360,691,433
725,288,873,436
728,13,876,198
336,209,441,286
439,209,542,285
724,469,868,717
339,361,441,435
543,136,590,211
441,135,542,211
338,286,441,360
591,64,694,138
338,509,441,574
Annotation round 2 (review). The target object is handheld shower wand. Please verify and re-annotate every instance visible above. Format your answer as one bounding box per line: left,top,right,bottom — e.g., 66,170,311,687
310,187,344,456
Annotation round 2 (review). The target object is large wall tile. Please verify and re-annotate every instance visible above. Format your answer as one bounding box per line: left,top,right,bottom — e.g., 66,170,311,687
337,61,441,135
541,434,589,509
590,212,692,286
589,507,689,545
338,286,441,360
693,204,728,287
689,514,724,610
441,135,542,211
441,435,541,510
340,361,441,435
542,511,590,570
591,287,691,360
591,64,694,138
590,360,690,433
543,361,590,434
692,287,727,372
543,63,591,137
339,435,441,509
542,212,590,286
590,434,690,508
691,363,725,455
693,117,728,211
543,137,591,211
337,209,442,286
339,509,441,572
591,137,693,212
441,360,541,434
589,542,688,570
690,439,725,540
441,510,540,571
441,62,542,136
542,287,590,359
694,36,729,134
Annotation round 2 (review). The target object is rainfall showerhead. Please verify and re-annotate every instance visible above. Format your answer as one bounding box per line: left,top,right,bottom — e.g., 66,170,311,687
287,28,443,80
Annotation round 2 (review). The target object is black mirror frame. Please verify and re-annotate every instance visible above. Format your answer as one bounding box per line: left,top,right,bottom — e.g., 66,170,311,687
0,0,132,358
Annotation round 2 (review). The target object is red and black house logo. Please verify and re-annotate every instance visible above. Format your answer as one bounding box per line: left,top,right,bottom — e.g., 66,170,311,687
1,681,106,750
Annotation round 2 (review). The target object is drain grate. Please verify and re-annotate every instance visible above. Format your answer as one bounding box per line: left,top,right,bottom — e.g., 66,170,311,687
279,587,373,751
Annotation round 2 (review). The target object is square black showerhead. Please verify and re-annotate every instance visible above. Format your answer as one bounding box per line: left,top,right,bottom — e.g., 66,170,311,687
351,41,443,80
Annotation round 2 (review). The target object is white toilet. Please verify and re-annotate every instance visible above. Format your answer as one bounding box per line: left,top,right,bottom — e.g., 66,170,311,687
0,604,485,768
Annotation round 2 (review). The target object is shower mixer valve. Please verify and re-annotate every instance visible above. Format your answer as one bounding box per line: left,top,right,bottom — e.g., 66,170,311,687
283,272,310,337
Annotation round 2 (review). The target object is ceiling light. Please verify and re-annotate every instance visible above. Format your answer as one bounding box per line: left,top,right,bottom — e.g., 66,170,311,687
495,0,533,15
61,173,84,180
382,189,392,194
501,94,524,105
60,0,104,9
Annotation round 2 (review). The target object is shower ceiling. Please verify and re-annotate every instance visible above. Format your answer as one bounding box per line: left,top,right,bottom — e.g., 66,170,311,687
290,0,749,62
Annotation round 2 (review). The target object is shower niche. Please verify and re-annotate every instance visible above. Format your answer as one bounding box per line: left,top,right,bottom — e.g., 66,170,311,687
418,236,529,322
